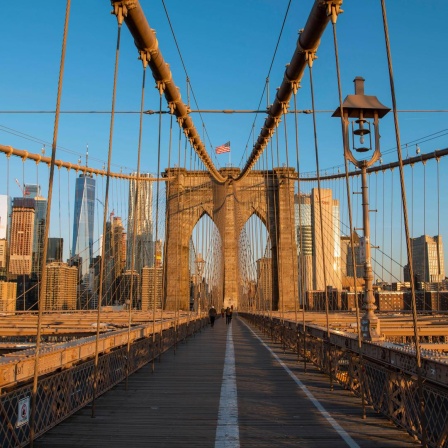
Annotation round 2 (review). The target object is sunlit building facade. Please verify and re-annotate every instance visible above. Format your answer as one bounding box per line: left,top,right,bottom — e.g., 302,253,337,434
9,198,35,275
127,173,154,272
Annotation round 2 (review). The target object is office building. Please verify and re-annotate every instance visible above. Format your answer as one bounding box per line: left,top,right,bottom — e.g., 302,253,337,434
0,239,7,275
295,194,313,296
72,174,95,278
9,198,35,275
0,195,9,239
0,281,16,312
44,262,78,310
23,184,40,198
256,257,272,310
295,189,342,292
340,232,364,290
141,266,163,310
404,235,445,284
127,173,154,272
47,238,63,263
32,195,47,275
116,270,140,308
310,188,341,290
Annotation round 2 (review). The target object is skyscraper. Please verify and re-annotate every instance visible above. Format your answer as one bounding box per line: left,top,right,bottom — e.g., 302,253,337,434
295,189,341,292
405,235,445,284
21,185,48,276
256,257,272,310
47,238,63,263
44,262,78,310
127,173,153,272
0,195,9,240
311,188,341,291
295,194,313,295
72,174,95,278
32,196,47,276
9,198,35,275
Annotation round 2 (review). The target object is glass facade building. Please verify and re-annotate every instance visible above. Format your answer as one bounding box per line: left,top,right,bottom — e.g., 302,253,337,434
72,174,95,278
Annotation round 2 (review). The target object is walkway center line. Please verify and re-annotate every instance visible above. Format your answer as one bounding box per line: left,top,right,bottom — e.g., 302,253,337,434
240,318,360,448
215,323,240,448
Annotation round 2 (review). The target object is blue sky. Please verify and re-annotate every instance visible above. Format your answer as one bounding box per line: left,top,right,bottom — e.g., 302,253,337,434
1,1,447,174
1,1,447,277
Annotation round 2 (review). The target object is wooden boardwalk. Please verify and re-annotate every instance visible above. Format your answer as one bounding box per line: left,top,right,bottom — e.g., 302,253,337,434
34,315,421,447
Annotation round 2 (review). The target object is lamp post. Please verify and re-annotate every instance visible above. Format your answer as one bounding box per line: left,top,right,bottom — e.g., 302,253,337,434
333,77,390,342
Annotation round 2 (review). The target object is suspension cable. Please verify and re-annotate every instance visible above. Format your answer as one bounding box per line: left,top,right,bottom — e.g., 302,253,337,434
29,1,71,445
92,6,123,418
331,10,364,419
308,59,333,391
380,1,426,445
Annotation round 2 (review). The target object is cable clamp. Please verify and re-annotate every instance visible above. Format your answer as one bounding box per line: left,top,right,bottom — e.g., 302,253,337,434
111,2,131,25
138,50,151,68
304,50,317,68
325,1,344,24
291,81,301,95
156,81,166,95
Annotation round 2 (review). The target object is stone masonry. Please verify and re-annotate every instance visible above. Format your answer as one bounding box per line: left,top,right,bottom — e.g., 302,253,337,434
163,167,298,311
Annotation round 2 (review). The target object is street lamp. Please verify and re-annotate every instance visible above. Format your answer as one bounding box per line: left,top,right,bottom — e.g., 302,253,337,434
333,77,390,342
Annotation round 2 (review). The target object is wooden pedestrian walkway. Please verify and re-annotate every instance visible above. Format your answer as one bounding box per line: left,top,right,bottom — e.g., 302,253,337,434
34,315,421,447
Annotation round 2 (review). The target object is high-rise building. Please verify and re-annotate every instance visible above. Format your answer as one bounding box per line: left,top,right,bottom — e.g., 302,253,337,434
154,239,163,268
32,195,47,275
0,281,17,312
256,257,272,310
47,238,63,262
0,195,9,240
103,217,126,305
127,173,153,272
141,266,163,310
23,184,40,198
295,194,313,295
44,262,78,310
296,189,341,292
0,239,7,275
311,188,341,290
72,174,95,278
404,235,445,283
116,270,140,308
340,232,364,282
9,198,35,275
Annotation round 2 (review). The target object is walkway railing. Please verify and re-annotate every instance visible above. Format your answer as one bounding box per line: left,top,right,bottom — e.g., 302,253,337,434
242,313,448,448
0,317,208,448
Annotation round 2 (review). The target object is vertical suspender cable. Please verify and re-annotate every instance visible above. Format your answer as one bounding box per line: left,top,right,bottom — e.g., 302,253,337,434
308,60,333,391
380,1,426,445
293,91,307,371
29,1,71,445
92,6,123,418
164,114,175,350
390,169,394,283
331,9,365,417
152,90,164,371
126,59,147,390
282,106,298,328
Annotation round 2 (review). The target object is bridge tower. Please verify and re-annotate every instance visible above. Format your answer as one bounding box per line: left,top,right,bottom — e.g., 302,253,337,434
163,167,298,312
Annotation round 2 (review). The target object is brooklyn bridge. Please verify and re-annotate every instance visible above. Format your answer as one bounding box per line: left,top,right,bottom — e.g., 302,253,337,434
0,1,447,447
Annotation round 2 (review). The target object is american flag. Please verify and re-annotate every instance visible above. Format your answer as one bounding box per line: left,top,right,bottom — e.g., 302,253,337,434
215,141,231,154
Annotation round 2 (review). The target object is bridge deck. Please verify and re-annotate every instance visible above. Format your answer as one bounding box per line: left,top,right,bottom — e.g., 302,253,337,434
35,316,420,447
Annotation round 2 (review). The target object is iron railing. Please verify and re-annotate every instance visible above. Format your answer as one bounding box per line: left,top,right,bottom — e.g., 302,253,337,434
0,317,208,448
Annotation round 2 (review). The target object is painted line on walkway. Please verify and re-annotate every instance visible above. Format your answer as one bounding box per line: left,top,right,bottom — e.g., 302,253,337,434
240,318,360,448
215,323,240,448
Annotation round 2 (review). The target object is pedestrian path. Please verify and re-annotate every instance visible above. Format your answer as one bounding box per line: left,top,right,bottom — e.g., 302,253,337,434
35,315,420,447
